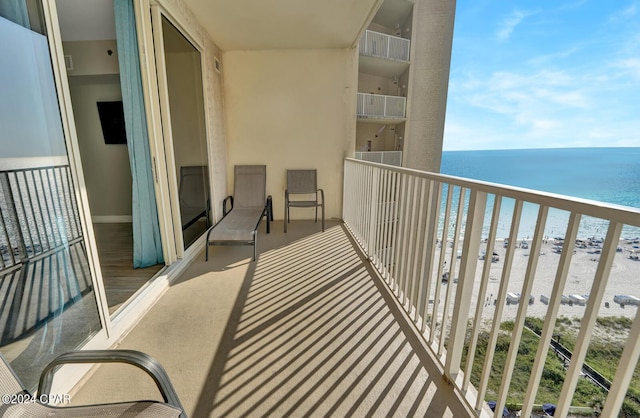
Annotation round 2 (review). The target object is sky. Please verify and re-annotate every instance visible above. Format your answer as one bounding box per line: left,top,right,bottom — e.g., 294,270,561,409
443,1,640,151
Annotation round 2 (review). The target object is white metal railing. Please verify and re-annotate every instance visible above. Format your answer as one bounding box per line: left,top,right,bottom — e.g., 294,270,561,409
355,151,403,167
342,158,640,417
356,93,406,119
359,30,410,62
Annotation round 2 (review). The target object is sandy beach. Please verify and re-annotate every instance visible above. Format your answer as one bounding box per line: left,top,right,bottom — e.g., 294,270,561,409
433,238,640,326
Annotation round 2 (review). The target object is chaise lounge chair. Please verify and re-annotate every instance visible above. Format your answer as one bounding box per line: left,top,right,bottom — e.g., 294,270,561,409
0,349,186,417
205,165,272,261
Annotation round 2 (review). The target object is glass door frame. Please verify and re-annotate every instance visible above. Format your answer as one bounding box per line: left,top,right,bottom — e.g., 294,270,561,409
134,0,212,262
41,0,112,342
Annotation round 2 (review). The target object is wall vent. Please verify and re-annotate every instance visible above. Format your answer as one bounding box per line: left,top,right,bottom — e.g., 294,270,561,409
64,55,73,71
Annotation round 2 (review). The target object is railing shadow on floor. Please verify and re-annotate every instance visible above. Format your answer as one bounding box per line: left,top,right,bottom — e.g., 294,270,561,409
192,224,471,417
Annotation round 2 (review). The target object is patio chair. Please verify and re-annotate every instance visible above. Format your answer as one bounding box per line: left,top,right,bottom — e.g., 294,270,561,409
284,169,324,233
205,165,272,261
179,165,210,231
0,349,186,417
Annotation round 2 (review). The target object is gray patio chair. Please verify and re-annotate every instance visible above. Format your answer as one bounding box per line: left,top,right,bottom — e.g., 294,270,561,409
205,165,272,261
284,169,324,233
179,165,210,231
0,349,186,417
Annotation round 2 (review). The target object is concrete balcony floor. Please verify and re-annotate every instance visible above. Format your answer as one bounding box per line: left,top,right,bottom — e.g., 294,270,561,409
71,220,471,417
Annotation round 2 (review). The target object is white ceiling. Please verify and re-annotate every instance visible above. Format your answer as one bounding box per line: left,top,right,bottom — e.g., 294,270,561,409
180,0,383,50
55,0,383,50
56,0,116,41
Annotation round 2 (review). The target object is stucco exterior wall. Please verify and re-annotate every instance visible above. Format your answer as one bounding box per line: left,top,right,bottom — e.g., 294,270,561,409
402,0,455,173
223,48,358,221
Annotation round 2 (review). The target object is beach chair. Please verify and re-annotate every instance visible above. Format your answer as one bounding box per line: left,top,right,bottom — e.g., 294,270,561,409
284,169,324,233
179,165,210,231
0,349,186,417
205,165,272,261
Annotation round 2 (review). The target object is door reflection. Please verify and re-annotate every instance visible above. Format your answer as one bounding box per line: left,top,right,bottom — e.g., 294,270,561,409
161,16,210,249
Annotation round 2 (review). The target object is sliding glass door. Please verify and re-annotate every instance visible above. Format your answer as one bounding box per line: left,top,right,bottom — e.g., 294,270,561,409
152,9,210,252
0,1,102,389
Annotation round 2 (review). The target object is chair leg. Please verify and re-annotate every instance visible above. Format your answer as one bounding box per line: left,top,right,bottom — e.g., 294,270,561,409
321,203,325,232
284,197,287,233
315,206,318,223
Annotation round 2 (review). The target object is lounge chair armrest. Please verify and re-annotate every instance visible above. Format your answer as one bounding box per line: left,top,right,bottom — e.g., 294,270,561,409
223,195,234,216
38,350,186,417
317,188,324,203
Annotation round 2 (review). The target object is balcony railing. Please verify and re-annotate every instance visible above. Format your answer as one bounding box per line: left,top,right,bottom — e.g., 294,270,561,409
0,164,92,344
356,93,406,119
359,30,410,62
355,151,403,167
343,158,640,417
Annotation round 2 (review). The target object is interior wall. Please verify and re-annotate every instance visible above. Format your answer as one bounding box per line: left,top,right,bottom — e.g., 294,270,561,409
64,39,132,220
355,123,396,151
69,75,132,218
358,72,397,96
223,48,358,220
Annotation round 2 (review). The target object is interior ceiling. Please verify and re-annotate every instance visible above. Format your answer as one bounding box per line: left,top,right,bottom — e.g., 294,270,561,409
56,0,116,41
180,0,383,50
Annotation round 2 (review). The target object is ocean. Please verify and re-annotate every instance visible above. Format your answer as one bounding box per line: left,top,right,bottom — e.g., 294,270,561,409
440,147,640,239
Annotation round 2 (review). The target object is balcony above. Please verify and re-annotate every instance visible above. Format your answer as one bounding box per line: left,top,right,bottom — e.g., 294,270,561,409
359,30,410,78
355,151,403,166
357,92,406,124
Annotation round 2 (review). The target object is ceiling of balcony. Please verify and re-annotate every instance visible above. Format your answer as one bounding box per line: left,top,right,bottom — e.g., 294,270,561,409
371,0,413,29
54,0,384,50
180,0,384,51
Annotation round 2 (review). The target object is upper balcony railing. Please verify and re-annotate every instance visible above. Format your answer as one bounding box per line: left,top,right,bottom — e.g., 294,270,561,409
343,158,640,417
354,151,403,167
359,30,410,62
356,93,406,119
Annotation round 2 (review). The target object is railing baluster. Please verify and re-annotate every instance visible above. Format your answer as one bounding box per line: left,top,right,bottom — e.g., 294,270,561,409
476,199,523,410
24,171,44,256
556,221,623,417
440,187,466,356
600,307,640,417
388,171,400,289
446,189,487,382
367,166,380,259
495,205,549,416
521,211,581,417
429,184,453,340
392,174,409,294
398,175,415,302
464,195,502,391
418,181,439,334
408,178,428,318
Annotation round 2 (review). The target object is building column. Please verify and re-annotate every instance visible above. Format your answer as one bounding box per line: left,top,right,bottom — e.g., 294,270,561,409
403,0,456,172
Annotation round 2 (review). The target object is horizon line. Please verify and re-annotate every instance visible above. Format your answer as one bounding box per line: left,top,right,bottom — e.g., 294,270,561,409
442,145,640,152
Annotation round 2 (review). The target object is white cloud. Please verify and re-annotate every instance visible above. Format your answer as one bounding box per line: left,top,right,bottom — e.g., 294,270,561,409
615,58,640,79
496,10,536,42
